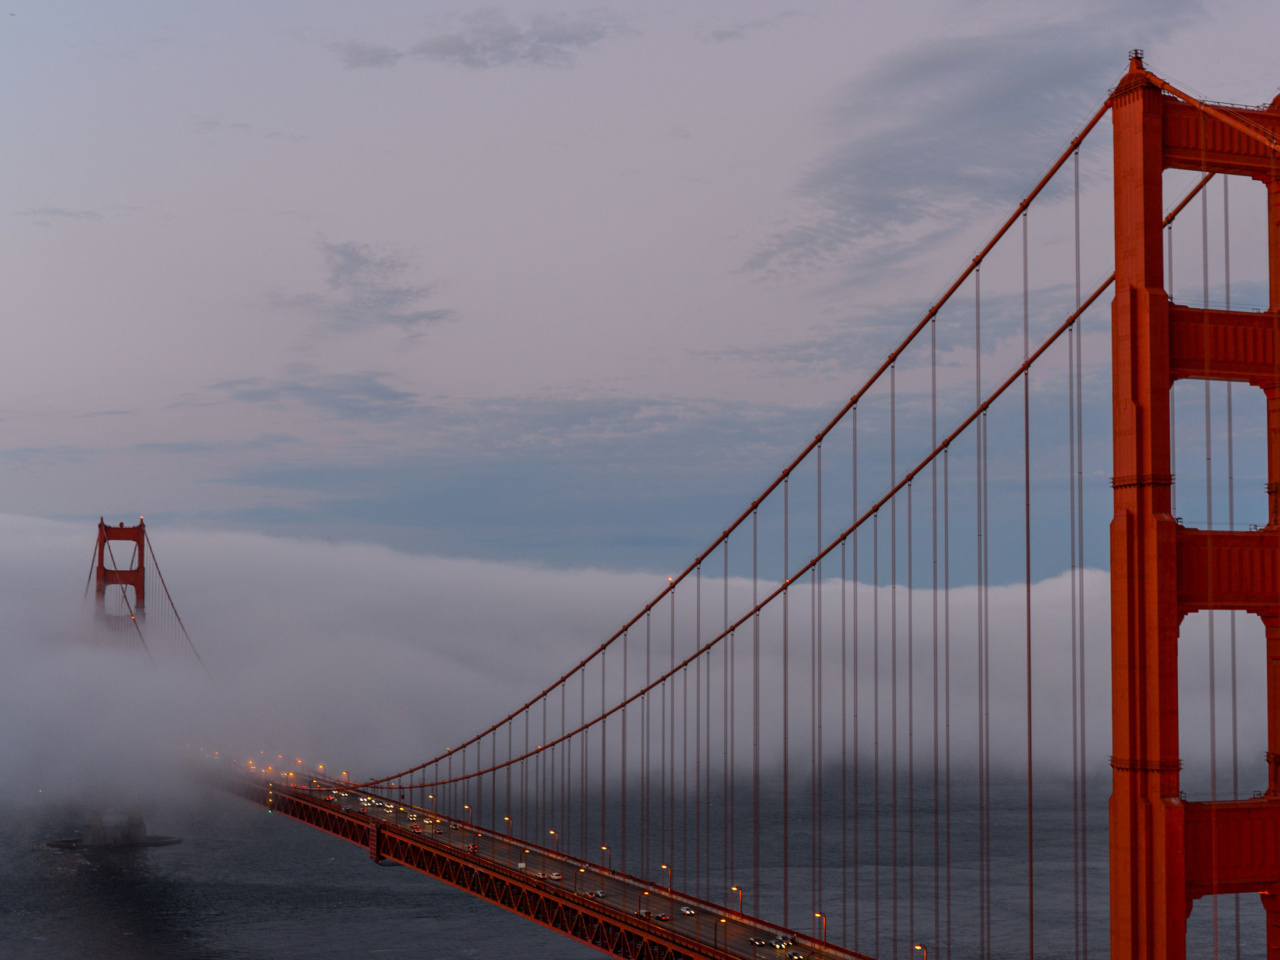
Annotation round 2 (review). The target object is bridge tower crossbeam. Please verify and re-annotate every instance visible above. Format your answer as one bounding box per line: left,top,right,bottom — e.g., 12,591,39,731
1110,52,1280,959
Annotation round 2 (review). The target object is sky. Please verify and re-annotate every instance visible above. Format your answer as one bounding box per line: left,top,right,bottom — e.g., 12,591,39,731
3,0,1279,572
2,0,1279,807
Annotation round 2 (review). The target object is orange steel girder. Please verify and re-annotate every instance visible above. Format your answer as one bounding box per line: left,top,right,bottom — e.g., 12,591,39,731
95,517,145,617
1109,54,1280,959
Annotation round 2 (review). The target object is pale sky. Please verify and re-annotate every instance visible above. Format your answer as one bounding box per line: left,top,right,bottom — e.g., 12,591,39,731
3,0,1278,570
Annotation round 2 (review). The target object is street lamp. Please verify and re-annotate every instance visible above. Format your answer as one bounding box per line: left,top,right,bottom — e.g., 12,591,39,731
815,913,826,942
638,890,650,913
730,886,743,914
914,945,927,960
576,867,585,892
549,829,559,853
601,845,611,871
660,863,672,891
715,917,726,951
504,816,512,835
464,804,471,824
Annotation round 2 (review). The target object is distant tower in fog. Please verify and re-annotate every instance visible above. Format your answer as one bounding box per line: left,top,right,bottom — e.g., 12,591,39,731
95,517,146,620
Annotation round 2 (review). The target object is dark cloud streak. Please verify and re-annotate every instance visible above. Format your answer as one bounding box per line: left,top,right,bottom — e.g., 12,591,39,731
334,9,628,71
749,8,1201,276
272,240,454,333
213,372,419,422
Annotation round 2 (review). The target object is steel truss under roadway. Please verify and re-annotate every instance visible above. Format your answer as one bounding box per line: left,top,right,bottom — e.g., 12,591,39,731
215,763,870,960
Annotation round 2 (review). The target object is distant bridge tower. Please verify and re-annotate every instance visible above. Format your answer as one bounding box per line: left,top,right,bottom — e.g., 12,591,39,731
1110,53,1280,958
95,517,145,619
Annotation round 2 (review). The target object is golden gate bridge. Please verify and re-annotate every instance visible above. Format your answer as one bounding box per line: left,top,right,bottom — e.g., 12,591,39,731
185,55,1280,960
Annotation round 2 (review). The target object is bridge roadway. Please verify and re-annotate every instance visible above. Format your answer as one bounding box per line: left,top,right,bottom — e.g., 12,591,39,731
214,760,873,960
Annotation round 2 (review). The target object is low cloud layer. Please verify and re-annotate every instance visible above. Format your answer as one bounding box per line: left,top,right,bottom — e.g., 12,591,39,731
1,513,1262,817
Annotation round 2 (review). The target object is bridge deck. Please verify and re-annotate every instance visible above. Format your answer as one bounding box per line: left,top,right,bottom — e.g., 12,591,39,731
213,762,873,960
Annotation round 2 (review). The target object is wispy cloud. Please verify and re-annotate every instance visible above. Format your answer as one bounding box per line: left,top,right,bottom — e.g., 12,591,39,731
272,240,454,333
334,9,629,71
22,207,102,224
699,11,803,44
0,445,87,465
332,41,404,69
748,9,1198,278
212,372,420,422
136,435,296,456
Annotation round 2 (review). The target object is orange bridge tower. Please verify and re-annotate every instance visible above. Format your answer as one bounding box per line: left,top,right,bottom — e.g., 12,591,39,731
1110,53,1280,958
95,517,146,620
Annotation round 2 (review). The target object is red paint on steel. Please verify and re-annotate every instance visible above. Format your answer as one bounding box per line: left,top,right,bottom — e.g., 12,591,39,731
1109,52,1280,960
95,517,146,617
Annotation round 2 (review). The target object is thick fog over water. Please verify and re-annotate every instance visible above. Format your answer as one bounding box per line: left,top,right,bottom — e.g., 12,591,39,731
2,512,1263,819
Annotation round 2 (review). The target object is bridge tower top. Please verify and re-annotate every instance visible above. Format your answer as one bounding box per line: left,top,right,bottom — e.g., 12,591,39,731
95,517,146,618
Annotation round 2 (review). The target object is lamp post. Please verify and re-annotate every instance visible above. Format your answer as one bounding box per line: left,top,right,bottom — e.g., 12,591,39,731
730,886,743,914
504,816,511,835
914,945,927,960
815,912,826,943
549,829,559,853
660,863,672,891
715,917,726,951
576,867,585,893
638,890,649,914
601,845,611,871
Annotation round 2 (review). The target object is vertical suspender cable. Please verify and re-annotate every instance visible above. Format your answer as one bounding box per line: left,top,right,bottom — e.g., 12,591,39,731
815,444,824,920
873,508,881,955
1224,173,1241,960
561,683,567,856
581,670,587,857
644,611,652,878
1070,278,1082,960
725,537,733,904
944,445,953,960
665,591,675,875
682,620,689,893
672,594,678,883
891,363,900,955
853,405,862,952
620,635,627,872
1076,148,1089,959
1024,208,1036,960
602,647,610,867
1069,143,1087,960
1203,177,1221,957
783,475,791,927
842,535,850,946
906,478,916,947
695,564,702,898
932,314,941,953
706,567,714,901
542,696,548,841
975,265,989,960
753,507,761,913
